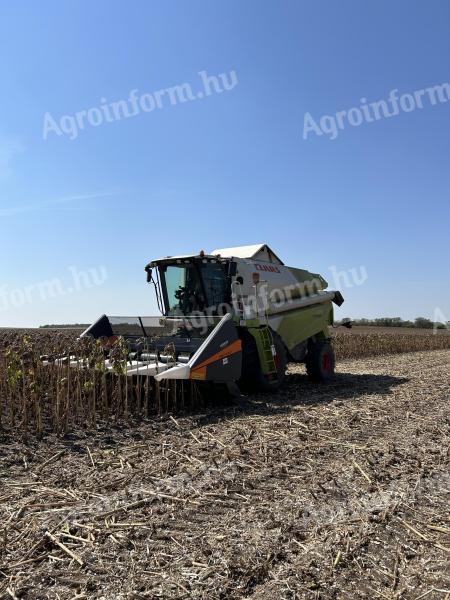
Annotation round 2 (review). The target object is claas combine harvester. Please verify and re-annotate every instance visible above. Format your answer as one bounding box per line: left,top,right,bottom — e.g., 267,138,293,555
74,244,344,395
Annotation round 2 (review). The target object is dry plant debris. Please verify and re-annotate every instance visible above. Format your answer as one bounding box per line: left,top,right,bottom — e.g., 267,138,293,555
0,345,449,599
0,327,448,435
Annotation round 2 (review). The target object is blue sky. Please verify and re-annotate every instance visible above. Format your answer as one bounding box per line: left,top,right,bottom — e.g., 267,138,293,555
0,0,449,327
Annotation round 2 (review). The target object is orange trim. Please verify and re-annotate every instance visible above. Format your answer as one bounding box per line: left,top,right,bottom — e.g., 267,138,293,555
190,368,207,380
190,339,242,377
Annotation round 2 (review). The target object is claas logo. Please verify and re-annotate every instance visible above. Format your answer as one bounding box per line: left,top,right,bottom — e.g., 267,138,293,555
254,263,281,273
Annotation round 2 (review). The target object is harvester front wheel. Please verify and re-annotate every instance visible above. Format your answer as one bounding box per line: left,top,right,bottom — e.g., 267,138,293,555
238,330,287,393
306,340,335,382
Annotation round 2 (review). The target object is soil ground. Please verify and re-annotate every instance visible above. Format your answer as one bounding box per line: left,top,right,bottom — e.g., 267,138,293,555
1,350,449,599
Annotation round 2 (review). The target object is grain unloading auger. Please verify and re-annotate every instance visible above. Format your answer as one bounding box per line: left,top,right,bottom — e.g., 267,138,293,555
75,244,344,393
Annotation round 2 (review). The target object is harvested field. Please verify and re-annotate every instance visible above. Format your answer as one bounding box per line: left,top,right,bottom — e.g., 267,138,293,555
1,349,449,599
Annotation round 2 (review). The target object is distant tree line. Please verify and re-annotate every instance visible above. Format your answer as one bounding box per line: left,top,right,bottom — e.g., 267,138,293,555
40,324,89,329
337,317,449,330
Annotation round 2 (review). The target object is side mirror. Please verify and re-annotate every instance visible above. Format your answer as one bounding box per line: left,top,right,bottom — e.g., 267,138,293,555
145,267,152,283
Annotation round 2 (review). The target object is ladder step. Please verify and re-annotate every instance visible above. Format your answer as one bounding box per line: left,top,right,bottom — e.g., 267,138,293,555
255,327,277,375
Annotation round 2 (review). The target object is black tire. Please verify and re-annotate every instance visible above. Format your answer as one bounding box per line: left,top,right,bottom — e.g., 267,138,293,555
238,329,287,393
306,340,335,382
237,330,261,394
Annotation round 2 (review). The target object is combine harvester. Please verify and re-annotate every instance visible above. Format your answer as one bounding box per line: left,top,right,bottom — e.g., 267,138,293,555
79,244,344,394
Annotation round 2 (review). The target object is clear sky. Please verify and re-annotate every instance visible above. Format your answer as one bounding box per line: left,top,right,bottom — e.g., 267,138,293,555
0,0,449,327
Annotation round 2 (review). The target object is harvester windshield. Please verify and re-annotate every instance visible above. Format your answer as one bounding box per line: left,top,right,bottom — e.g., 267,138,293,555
159,261,229,316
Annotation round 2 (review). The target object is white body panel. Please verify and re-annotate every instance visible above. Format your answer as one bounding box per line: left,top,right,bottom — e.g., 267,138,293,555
230,257,327,320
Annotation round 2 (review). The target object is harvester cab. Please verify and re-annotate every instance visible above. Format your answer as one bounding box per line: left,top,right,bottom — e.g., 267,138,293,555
78,244,344,393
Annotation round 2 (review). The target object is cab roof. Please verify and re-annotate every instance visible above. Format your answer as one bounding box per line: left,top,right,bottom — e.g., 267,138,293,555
148,244,284,267
211,244,284,265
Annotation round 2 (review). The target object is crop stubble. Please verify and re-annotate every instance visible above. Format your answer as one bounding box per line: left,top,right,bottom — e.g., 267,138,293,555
0,343,449,599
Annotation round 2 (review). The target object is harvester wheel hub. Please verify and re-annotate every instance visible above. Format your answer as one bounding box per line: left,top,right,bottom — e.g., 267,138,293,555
322,352,332,373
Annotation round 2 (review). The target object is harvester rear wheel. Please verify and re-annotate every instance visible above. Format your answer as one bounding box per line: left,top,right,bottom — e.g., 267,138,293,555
306,340,335,382
238,330,287,393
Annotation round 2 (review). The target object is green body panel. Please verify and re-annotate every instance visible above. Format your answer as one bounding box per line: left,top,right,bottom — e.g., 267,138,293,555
240,301,333,371
271,301,333,351
287,267,328,297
